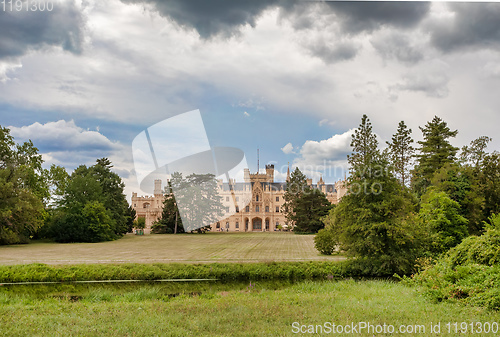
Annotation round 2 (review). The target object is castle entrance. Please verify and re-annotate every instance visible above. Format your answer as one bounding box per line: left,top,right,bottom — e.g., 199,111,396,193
252,218,262,231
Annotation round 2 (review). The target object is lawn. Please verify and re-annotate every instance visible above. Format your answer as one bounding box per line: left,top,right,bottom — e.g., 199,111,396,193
0,232,344,265
2,279,499,336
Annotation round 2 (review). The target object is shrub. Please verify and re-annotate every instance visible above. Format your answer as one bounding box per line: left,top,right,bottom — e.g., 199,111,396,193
405,218,500,310
314,229,337,255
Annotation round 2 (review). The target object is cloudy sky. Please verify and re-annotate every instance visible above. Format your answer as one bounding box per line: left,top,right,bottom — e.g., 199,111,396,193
2,0,500,199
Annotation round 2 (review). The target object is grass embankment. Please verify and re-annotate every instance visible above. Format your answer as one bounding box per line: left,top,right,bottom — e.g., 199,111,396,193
0,261,355,283
2,280,500,336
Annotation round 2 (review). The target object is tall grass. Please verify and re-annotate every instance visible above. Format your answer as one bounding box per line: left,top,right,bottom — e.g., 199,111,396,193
0,261,361,283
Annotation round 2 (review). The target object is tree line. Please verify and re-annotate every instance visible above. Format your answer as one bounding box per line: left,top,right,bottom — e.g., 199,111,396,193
0,125,134,244
314,115,500,275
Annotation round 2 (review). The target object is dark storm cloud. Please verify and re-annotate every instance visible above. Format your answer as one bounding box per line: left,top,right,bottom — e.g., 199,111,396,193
0,2,85,60
371,32,423,65
429,3,500,53
307,39,360,63
122,1,430,38
121,0,288,38
326,2,431,34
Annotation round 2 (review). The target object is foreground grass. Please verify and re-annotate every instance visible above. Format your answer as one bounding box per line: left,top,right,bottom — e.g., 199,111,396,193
1,280,499,336
0,232,343,265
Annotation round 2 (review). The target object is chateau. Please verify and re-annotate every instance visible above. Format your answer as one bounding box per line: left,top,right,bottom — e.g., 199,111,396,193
131,165,347,233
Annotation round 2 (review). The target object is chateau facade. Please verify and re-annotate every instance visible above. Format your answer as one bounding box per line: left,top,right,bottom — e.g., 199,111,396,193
131,165,347,233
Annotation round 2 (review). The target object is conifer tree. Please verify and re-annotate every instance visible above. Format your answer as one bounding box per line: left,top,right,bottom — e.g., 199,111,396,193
413,116,458,195
281,167,331,233
348,114,379,178
386,121,414,187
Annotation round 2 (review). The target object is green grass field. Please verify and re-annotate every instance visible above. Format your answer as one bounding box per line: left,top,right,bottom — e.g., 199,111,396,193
0,232,344,265
2,280,499,336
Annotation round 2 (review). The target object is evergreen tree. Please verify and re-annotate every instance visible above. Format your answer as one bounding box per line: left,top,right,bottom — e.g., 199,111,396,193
321,115,424,275
281,167,332,233
386,121,415,187
413,116,458,195
282,167,308,228
348,114,379,178
289,188,332,234
152,180,184,234
326,157,422,275
460,136,492,168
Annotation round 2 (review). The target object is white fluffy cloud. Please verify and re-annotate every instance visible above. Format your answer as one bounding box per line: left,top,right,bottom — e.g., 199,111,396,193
292,129,355,180
281,142,294,154
9,120,118,152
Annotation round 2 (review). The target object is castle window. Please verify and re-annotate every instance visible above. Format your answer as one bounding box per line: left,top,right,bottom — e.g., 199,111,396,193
236,206,239,213
276,206,279,213
143,203,150,208
265,206,269,212
256,206,260,212
235,222,239,229
256,195,259,202
134,204,136,207
226,222,229,229
245,206,249,212
276,196,279,202
226,196,229,202
276,221,279,228
216,222,220,228
225,207,230,213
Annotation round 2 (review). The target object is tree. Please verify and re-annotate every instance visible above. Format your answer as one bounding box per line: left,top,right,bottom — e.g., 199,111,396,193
348,114,379,178
419,190,468,254
49,158,129,242
431,163,484,235
327,159,422,275
0,126,46,244
460,136,492,168
289,187,332,233
479,152,500,221
314,227,337,255
134,217,146,230
152,180,184,234
386,121,415,187
282,167,308,229
320,115,424,275
169,172,223,232
281,167,332,233
126,206,136,233
413,116,458,195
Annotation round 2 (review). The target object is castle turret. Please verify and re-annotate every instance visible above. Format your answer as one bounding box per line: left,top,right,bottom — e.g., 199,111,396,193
265,164,274,182
154,179,162,196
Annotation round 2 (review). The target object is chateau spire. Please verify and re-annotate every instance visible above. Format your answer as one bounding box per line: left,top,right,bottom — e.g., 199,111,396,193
286,162,290,182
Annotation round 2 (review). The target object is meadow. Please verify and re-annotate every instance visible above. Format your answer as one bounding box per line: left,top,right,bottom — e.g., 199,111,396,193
2,280,500,336
0,232,344,265
2,233,499,336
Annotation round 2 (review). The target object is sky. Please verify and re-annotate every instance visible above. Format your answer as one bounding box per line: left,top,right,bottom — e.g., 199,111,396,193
2,0,500,200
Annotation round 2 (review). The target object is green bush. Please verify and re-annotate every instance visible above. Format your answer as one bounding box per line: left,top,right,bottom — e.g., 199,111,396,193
405,220,500,310
314,229,337,255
